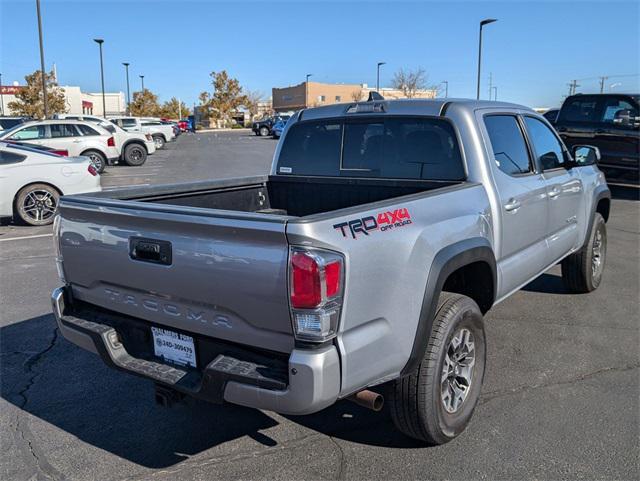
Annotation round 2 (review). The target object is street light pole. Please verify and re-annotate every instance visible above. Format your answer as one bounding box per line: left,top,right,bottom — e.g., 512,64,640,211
492,86,498,101
36,0,48,118
93,38,106,117
377,62,386,93
442,80,449,98
476,18,497,100
305,73,312,108
122,62,131,115
140,75,145,91
0,73,4,115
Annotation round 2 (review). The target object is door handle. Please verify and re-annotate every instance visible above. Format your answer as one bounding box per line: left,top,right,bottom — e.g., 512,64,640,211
548,188,561,199
557,126,567,132
504,199,521,211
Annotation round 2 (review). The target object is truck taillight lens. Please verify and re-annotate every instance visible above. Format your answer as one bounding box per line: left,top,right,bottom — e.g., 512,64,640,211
145,133,152,141
289,247,344,342
51,149,68,156
87,164,98,176
53,214,66,284
107,136,115,147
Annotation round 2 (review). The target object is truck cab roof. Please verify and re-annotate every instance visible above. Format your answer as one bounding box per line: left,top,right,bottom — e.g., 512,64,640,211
297,98,532,122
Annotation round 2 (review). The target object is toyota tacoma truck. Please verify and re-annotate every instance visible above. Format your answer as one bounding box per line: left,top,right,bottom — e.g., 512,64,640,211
51,98,611,444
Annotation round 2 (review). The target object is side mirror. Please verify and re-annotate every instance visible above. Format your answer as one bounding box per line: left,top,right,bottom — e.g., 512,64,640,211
613,109,640,127
572,145,601,166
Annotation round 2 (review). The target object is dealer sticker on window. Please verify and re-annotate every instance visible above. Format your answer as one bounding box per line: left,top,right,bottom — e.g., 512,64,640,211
151,327,196,368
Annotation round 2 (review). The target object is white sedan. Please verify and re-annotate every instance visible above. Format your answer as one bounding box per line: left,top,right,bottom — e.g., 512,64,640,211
0,142,101,226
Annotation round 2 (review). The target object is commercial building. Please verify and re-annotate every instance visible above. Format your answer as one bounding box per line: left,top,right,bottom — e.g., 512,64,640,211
272,81,438,112
0,85,126,117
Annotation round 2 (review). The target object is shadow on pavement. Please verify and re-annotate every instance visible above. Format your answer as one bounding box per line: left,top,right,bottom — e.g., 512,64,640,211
1,314,419,469
610,185,639,201
521,273,568,295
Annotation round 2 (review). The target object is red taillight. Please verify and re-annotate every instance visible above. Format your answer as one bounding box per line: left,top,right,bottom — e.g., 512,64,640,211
289,248,344,342
87,164,98,176
291,252,322,308
107,136,115,147
51,149,68,156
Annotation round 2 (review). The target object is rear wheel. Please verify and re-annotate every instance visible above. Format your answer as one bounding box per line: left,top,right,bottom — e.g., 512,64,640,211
123,143,147,166
15,183,60,226
259,126,270,137
562,213,607,293
82,150,106,173
388,292,486,445
153,135,165,149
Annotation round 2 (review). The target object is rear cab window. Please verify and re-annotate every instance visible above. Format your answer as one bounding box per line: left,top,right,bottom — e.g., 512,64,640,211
277,116,465,181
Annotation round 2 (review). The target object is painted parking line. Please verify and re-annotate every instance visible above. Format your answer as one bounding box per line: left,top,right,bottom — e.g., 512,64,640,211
0,233,53,242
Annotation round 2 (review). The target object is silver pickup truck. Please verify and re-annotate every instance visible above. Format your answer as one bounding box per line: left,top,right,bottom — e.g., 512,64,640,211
51,98,610,444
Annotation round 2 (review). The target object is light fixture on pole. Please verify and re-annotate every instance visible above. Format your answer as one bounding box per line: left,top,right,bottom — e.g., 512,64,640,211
122,62,131,115
93,38,106,117
36,0,48,118
377,62,386,93
476,18,497,100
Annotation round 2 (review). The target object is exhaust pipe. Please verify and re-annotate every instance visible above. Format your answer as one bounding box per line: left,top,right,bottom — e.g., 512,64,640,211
347,389,384,411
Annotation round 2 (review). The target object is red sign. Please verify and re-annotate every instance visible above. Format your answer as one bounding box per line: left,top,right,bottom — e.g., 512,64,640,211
82,100,93,108
0,86,25,95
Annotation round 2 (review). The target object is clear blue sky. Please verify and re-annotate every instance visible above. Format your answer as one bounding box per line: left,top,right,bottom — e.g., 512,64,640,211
1,0,638,108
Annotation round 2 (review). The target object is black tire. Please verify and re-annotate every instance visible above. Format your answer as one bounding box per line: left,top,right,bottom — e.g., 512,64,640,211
153,135,165,149
123,143,147,166
259,126,270,137
561,213,607,293
82,150,106,174
388,292,486,445
14,183,60,226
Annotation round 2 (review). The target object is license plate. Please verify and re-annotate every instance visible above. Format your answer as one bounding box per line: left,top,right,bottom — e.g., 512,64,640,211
151,327,196,368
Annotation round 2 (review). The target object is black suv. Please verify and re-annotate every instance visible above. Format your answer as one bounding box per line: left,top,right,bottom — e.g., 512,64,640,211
554,94,639,185
252,115,290,137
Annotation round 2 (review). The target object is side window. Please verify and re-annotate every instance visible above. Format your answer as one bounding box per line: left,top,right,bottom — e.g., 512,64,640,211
121,119,137,128
559,97,599,123
77,124,100,136
50,124,80,138
9,125,47,140
484,115,533,176
523,116,566,170
0,150,27,165
600,98,638,126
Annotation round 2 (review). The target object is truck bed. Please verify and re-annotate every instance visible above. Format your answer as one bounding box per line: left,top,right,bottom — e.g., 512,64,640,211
89,175,461,218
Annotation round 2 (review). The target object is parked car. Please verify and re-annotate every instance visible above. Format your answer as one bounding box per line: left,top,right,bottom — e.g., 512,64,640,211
542,108,559,124
0,141,100,226
271,118,285,138
55,114,156,166
252,115,290,136
0,116,30,131
0,120,119,173
109,116,176,149
51,98,610,445
554,93,639,185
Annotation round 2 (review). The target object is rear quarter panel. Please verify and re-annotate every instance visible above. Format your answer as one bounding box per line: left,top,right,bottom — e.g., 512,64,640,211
286,183,493,396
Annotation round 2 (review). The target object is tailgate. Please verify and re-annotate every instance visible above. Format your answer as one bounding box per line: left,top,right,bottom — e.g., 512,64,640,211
57,197,294,353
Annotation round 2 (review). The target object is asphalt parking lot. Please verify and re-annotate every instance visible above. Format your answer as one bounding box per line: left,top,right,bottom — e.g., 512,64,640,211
1,131,638,481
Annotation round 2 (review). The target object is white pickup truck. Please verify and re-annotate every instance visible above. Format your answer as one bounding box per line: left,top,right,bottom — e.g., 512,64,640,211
108,116,176,149
52,98,610,444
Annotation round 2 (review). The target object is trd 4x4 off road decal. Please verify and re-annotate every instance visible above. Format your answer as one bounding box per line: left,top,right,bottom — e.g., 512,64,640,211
333,208,412,239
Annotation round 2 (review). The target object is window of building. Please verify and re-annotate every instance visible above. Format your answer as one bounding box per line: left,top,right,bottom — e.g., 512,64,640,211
484,115,533,176
318,95,326,102
523,116,566,170
335,96,341,102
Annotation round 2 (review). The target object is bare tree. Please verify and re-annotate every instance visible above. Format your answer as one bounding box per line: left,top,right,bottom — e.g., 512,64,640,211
244,90,264,119
350,89,363,102
392,68,433,98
